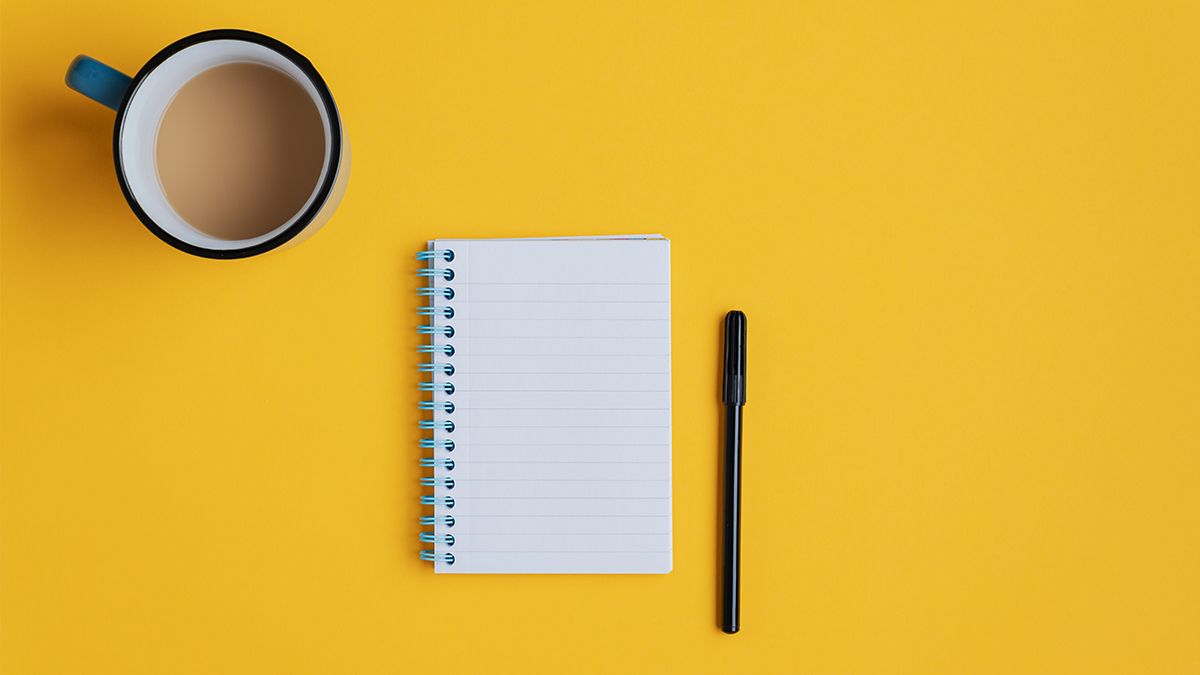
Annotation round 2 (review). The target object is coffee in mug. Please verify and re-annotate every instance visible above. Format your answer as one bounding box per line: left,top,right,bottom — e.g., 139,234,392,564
155,62,327,241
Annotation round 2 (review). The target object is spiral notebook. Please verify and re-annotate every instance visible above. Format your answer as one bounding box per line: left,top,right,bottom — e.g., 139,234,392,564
417,235,672,574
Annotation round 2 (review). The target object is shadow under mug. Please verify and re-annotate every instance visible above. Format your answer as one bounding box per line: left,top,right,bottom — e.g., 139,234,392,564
66,29,349,259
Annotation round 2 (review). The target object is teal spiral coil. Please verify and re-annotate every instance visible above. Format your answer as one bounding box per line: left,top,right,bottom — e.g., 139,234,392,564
418,249,456,566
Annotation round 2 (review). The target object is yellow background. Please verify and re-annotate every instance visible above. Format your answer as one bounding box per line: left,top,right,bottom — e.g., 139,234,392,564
2,1,1199,673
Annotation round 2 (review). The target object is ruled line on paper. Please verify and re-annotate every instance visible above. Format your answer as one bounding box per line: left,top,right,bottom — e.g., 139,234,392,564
451,514,668,518
452,479,669,483
466,300,669,304
454,389,670,393
466,407,671,411
466,443,670,447
468,456,672,461
459,426,670,430
463,355,672,360
457,282,669,286
465,337,668,340
466,497,671,500
464,318,670,321
450,550,673,554
455,372,670,375
451,528,672,533
464,337,668,340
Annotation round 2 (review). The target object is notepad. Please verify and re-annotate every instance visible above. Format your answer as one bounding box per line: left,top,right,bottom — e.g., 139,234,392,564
416,235,672,574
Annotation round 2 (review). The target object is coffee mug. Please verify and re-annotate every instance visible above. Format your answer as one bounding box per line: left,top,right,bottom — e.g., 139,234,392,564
66,29,348,259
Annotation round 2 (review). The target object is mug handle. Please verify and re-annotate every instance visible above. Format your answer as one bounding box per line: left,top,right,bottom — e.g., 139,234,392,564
65,55,132,110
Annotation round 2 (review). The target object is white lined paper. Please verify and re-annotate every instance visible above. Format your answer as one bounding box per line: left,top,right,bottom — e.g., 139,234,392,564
428,236,671,574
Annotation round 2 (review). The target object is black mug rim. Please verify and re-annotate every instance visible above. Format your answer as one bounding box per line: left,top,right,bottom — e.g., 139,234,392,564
112,29,343,260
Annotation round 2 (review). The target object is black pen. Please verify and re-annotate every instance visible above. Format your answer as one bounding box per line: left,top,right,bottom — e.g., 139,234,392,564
721,310,747,634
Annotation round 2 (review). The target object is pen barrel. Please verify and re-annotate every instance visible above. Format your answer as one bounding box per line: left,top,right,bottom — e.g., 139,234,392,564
722,404,742,634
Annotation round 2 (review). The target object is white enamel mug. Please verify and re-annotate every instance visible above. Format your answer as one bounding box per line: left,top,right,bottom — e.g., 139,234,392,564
66,29,349,259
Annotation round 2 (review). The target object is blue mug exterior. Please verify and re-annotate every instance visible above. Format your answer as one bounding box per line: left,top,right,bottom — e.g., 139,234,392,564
66,55,133,110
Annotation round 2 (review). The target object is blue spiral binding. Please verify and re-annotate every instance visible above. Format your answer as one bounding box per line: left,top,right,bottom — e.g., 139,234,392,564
420,457,456,469
420,495,456,508
418,363,455,375
417,284,453,297
420,515,456,527
420,247,456,566
418,325,455,337
417,268,455,281
418,344,456,356
417,306,455,318
419,401,455,413
418,287,455,300
416,249,455,262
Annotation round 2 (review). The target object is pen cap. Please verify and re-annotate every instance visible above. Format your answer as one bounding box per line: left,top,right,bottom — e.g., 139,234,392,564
722,310,747,405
